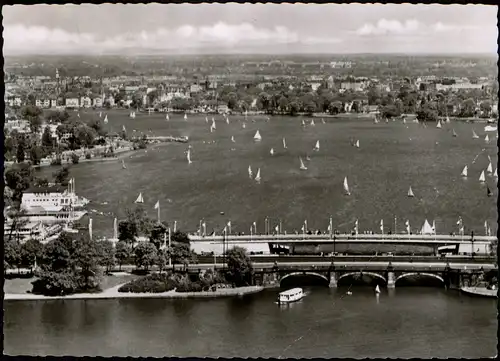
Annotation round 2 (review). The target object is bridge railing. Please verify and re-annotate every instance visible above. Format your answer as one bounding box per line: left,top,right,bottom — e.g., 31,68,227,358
188,233,496,243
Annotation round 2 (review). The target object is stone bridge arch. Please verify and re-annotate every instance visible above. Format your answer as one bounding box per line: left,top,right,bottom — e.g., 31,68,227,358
279,271,330,287
395,272,445,285
337,271,387,285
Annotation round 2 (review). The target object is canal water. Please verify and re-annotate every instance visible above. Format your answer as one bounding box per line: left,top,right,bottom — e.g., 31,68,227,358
4,287,497,358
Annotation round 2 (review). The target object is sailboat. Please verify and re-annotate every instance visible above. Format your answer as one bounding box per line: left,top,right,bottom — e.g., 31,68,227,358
166,114,170,121
99,112,102,118
487,184,492,197
403,117,407,124
313,140,320,151
122,159,127,169
299,157,308,170
446,115,451,123
283,138,287,149
242,123,246,129
452,129,458,137
187,149,192,164
494,168,498,178
226,117,230,125
231,136,235,143
255,168,261,183
135,193,144,204
130,111,136,119
248,165,253,178
322,118,325,124
104,115,109,123
408,186,415,197
375,285,381,294
343,177,351,196
487,162,493,174
184,114,188,121
212,119,216,130
205,116,208,123
485,134,490,143
270,148,275,156
472,130,479,139
479,170,486,183
436,120,442,129
461,165,468,177
254,130,262,142
355,140,360,148
311,119,315,126
301,120,306,127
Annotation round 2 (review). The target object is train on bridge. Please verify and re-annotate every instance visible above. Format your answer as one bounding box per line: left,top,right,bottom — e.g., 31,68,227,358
188,233,496,257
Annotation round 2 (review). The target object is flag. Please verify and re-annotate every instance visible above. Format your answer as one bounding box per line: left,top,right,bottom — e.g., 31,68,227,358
253,222,256,227
431,220,436,234
250,226,253,233
68,178,73,185
328,223,332,232
380,219,384,233
405,220,410,234
122,125,126,132
275,225,279,232
223,226,227,233
456,217,462,225
301,225,305,232
227,221,231,227
488,227,491,236
154,201,160,209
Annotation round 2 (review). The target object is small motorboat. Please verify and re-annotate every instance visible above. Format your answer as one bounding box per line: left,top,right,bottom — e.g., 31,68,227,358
277,287,303,304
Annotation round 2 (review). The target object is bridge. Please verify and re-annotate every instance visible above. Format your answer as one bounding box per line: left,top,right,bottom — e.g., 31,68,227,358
189,233,497,245
186,260,497,289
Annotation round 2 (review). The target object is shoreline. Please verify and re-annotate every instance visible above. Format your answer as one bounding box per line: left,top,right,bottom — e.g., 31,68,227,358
460,286,497,298
4,284,264,301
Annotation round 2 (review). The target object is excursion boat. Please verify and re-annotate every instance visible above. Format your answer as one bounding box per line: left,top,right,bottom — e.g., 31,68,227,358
278,288,304,304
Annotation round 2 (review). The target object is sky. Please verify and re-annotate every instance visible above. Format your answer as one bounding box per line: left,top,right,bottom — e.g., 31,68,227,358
3,4,498,55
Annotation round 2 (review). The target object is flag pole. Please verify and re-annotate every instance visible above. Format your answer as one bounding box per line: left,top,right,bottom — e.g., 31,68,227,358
168,227,172,267
329,216,333,240
157,203,161,224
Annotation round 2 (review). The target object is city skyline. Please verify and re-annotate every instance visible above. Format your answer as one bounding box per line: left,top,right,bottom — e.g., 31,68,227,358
3,4,498,55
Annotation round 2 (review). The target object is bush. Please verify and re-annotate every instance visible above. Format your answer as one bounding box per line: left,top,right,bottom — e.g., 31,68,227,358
85,153,91,160
51,158,62,166
118,272,177,293
70,153,79,164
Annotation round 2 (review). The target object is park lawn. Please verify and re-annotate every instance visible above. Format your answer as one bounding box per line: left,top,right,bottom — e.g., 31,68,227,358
4,273,140,295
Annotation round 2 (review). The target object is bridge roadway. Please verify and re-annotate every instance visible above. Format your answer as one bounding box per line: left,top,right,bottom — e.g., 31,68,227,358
185,261,497,272
195,254,496,264
189,233,497,245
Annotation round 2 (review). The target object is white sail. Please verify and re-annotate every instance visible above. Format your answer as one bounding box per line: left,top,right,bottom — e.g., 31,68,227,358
487,162,493,174
436,120,442,129
205,116,208,123
302,120,306,126
485,134,490,142
461,165,468,177
446,116,450,123
187,149,192,164
355,140,360,148
135,192,144,204
472,130,479,139
255,168,261,183
184,114,188,120
242,123,246,129
322,118,325,124
299,157,307,170
245,110,248,117
313,140,320,151
212,119,216,130
254,130,262,141
166,114,169,121
375,285,380,294
494,168,498,178
479,170,486,182
104,115,109,124
403,118,406,124
248,165,253,178
122,159,127,169
452,129,457,137
270,148,274,156
421,219,433,235
99,112,102,118
283,138,287,149
226,117,230,125
311,119,315,126
408,186,415,197
343,177,350,195
231,136,235,143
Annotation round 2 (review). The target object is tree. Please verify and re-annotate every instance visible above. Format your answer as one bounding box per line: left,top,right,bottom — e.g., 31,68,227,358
53,165,71,186
21,105,43,133
70,152,79,164
115,241,131,270
171,230,190,245
4,239,22,272
155,250,168,273
97,240,115,273
149,222,168,250
41,127,54,150
225,246,253,287
29,145,44,165
16,135,26,163
73,235,104,291
5,163,34,204
417,102,439,123
20,239,44,271
118,206,153,246
134,242,158,271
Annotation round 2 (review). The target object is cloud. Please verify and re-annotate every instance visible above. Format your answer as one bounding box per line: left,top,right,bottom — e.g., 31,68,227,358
355,19,485,37
3,22,341,54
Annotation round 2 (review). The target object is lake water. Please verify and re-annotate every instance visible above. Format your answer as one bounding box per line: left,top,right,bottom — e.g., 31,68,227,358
4,287,497,358
36,110,498,239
